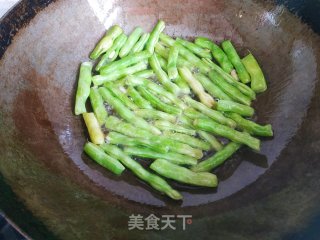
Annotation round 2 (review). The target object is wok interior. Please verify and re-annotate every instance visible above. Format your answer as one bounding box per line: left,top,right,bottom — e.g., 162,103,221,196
0,0,319,239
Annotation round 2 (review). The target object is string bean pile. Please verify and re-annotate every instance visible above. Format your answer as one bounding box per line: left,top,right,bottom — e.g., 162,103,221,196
74,21,272,200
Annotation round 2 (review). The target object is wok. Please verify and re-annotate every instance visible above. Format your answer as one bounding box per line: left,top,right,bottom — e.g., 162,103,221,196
0,0,320,239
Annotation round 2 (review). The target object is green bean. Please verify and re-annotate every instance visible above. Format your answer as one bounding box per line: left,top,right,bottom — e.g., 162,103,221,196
197,130,223,151
176,115,194,128
149,54,180,95
230,69,239,81
154,42,170,58
99,87,161,135
151,159,217,187
159,33,175,46
130,33,150,54
149,135,203,159
159,34,211,73
110,33,127,57
148,88,171,104
75,26,276,198
83,112,105,145
158,138,203,159
95,33,127,71
137,86,182,115
75,62,93,115
183,107,208,120
177,56,197,71
146,20,165,54
100,50,151,75
105,116,202,158
203,58,256,100
154,42,195,71
105,116,154,138
175,42,211,73
93,61,148,85
126,75,187,109
84,142,125,175
101,144,182,200
221,40,250,83
156,42,193,70
119,27,143,58
167,42,179,79
127,86,152,109
108,85,139,110
134,109,177,123
89,88,108,125
90,25,123,60
192,142,241,172
161,135,203,159
179,67,216,108
208,70,251,106
154,120,196,136
176,38,212,59
242,53,267,93
106,132,168,153
195,73,232,100
173,75,191,95
193,118,260,151
133,69,155,78
123,146,198,165
195,37,234,73
103,78,126,88
163,131,211,150
156,53,168,71
216,100,254,117
183,96,236,128
225,113,273,137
